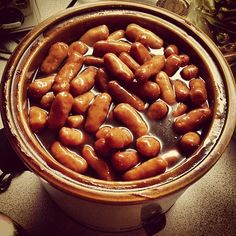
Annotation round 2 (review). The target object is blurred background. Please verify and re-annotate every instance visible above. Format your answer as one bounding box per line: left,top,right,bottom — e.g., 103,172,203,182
1,0,235,74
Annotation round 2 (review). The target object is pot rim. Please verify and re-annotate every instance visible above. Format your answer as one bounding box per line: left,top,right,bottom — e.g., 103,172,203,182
1,1,236,204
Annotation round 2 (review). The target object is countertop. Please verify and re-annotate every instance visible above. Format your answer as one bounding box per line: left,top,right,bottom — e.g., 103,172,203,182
0,0,235,235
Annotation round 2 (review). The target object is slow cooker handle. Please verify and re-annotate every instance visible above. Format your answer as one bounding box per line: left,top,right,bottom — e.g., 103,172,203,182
142,212,166,235
0,128,28,193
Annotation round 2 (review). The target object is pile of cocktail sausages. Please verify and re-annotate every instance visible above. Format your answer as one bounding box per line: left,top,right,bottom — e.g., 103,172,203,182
28,24,211,181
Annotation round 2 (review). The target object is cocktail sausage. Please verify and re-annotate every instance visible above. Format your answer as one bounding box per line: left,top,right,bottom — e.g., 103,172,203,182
70,67,97,96
41,42,68,74
108,80,145,111
93,40,131,57
136,136,161,158
51,141,88,173
173,108,211,134
156,71,176,105
28,74,55,99
112,151,140,172
82,145,114,180
85,93,112,133
106,127,133,149
80,25,109,46
59,127,87,146
29,106,47,132
123,157,167,181
126,23,163,49
135,55,165,83
113,103,148,137
47,92,73,129
73,91,95,114
104,53,134,83
189,78,208,106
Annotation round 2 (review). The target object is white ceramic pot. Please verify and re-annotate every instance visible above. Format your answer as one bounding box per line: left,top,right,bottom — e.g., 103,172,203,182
1,1,235,233
42,179,185,232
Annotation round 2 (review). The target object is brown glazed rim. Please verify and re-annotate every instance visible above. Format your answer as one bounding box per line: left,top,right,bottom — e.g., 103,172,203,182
1,1,236,205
